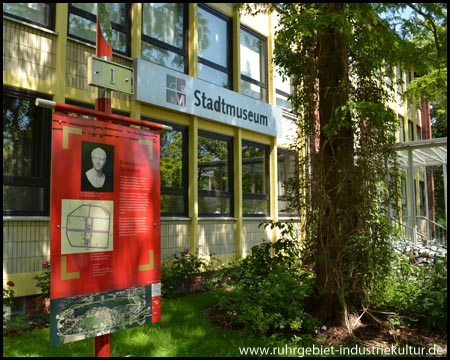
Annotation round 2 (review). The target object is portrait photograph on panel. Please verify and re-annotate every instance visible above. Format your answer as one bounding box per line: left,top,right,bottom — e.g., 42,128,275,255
81,141,114,192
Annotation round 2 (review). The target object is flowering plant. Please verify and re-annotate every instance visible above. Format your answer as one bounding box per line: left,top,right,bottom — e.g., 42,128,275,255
33,261,50,299
3,280,15,308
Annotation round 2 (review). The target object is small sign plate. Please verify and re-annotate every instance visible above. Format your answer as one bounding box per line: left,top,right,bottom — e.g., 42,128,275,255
87,56,134,94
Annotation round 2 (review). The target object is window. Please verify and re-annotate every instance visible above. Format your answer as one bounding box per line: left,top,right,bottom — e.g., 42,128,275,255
277,148,298,217
198,131,233,216
240,26,268,101
242,140,269,216
3,3,55,29
416,125,422,141
3,87,52,216
419,180,426,216
396,66,403,94
406,70,412,86
68,3,130,56
401,176,408,217
142,3,187,73
147,119,188,216
384,65,393,87
408,120,414,141
398,115,405,142
197,4,232,89
274,65,292,111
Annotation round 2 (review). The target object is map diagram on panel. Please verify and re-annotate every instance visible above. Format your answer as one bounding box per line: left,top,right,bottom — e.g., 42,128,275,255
61,200,114,254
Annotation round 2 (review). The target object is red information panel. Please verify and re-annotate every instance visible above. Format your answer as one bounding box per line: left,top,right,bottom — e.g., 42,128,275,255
50,112,161,298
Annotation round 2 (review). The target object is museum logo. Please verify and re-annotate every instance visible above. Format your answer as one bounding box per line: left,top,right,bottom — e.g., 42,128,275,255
166,74,186,107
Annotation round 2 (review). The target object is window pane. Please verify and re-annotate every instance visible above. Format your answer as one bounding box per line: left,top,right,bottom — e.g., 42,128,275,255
72,3,96,14
277,149,297,217
161,194,185,214
242,198,267,216
111,29,128,54
274,65,292,110
69,13,97,43
198,63,230,88
198,196,230,215
142,42,185,72
106,3,127,24
3,88,51,215
3,97,42,177
240,79,266,101
242,142,269,216
276,91,291,110
242,146,265,194
198,7,228,67
142,3,184,49
198,137,229,191
240,29,265,83
68,3,129,55
160,131,184,189
3,185,45,213
198,133,232,216
3,3,52,28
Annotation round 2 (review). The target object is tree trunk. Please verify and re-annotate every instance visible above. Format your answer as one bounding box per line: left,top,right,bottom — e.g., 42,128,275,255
311,4,360,323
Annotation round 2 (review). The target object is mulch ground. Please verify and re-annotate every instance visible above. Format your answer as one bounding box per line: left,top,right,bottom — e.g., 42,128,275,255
204,304,447,357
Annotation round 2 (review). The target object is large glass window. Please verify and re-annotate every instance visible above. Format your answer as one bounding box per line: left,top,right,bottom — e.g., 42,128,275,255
198,131,233,216
3,3,55,29
142,3,187,73
242,140,269,216
3,87,52,216
197,4,232,89
240,26,267,101
147,119,188,216
68,3,130,56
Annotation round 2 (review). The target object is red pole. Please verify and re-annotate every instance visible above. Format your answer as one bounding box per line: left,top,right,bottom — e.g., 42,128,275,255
94,15,112,359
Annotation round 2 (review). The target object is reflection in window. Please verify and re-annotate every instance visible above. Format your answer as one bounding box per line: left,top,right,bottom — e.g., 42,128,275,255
3,3,54,29
142,3,187,73
198,131,233,216
396,66,403,94
398,115,405,142
401,176,408,217
242,141,269,216
408,120,414,141
3,87,51,215
274,64,292,111
277,148,298,217
240,26,267,101
197,4,231,88
158,121,188,216
68,3,130,56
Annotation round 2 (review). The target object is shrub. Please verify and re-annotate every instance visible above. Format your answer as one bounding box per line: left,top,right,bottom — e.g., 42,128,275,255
161,248,223,298
369,252,447,332
33,261,50,299
217,222,317,337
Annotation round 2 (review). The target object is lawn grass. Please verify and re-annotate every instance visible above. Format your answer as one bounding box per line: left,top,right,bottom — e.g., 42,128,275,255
3,290,286,357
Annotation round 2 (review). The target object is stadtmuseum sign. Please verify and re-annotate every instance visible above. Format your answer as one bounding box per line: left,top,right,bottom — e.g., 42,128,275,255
134,59,282,136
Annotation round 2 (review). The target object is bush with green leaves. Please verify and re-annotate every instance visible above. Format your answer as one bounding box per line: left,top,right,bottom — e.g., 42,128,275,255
415,256,447,332
33,261,50,299
369,252,447,332
161,247,223,298
217,222,317,337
